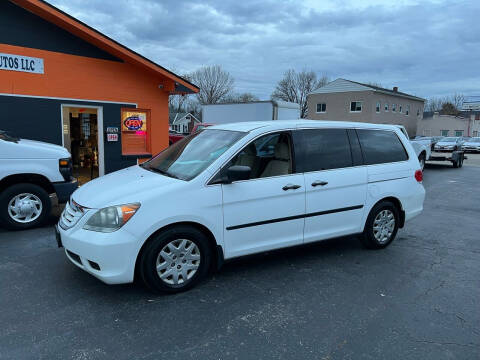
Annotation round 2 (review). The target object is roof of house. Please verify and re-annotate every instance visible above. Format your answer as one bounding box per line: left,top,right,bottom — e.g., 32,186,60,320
12,0,199,94
309,78,425,102
169,112,199,124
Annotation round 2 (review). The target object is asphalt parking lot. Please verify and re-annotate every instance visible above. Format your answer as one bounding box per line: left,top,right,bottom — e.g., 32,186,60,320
1,161,479,359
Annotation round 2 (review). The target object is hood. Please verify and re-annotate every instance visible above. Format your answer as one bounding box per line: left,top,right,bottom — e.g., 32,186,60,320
463,141,480,146
436,141,456,146
2,138,71,159
72,165,182,208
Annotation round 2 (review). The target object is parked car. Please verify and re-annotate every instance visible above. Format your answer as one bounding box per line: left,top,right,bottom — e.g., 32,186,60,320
191,123,214,133
434,137,464,152
462,137,480,153
57,120,425,293
0,130,78,230
168,130,184,146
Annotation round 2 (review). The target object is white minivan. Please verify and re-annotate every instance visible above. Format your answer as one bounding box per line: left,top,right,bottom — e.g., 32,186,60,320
57,120,425,293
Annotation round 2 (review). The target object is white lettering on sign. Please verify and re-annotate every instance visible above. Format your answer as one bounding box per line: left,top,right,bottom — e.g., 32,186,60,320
0,52,44,74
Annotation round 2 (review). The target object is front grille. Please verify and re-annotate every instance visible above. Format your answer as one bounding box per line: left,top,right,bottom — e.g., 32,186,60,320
59,200,85,230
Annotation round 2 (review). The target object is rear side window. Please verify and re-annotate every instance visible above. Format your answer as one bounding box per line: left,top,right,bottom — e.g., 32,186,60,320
356,129,408,165
294,129,353,172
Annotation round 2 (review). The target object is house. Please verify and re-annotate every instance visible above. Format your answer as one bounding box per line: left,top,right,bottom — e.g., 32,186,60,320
169,112,200,134
417,112,480,137
307,78,425,136
0,0,198,179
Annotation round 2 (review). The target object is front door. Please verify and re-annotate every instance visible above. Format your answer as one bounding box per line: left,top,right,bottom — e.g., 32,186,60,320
220,131,306,258
293,128,367,243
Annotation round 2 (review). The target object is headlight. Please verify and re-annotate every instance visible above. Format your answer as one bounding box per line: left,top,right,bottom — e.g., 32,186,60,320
83,203,140,232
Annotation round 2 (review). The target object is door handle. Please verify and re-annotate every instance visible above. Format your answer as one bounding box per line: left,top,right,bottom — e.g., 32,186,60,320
282,184,301,191
311,180,328,187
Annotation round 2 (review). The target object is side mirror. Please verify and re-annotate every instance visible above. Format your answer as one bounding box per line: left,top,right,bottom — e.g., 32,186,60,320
226,165,251,183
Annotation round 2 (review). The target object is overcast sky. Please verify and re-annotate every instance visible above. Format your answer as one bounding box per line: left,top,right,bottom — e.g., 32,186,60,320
49,0,479,100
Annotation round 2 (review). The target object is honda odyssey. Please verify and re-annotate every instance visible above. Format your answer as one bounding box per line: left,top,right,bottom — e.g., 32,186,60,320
57,120,425,293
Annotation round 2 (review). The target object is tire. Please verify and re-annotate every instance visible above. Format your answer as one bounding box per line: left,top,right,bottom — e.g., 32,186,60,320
360,201,400,249
139,225,212,293
418,152,426,171
0,183,51,230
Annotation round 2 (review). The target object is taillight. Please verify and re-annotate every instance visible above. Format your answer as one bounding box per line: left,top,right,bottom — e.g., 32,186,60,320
415,169,423,182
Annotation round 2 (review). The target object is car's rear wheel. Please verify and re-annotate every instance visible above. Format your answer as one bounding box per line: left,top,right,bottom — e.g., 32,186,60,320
360,201,399,249
0,183,51,230
139,225,212,293
418,152,426,170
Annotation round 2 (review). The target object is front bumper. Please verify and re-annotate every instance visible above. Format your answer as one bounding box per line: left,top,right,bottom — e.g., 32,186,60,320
58,225,139,284
53,179,79,203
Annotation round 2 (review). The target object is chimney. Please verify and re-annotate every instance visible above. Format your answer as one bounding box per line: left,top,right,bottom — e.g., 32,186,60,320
393,86,398,92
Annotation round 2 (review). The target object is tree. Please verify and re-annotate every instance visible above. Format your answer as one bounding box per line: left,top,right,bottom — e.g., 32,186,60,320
425,93,465,113
441,102,459,116
189,65,235,105
221,92,259,103
271,69,329,118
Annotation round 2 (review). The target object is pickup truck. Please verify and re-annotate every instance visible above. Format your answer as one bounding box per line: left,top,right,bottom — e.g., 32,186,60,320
395,126,465,169
0,131,78,230
395,126,430,170
168,130,184,146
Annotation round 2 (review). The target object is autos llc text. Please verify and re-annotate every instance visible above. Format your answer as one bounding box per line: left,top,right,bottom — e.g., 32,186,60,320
0,53,44,74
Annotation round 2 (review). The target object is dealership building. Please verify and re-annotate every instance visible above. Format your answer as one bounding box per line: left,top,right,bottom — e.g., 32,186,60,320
0,0,198,181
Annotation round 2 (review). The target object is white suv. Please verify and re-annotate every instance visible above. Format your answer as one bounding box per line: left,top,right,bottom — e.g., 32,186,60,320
57,120,425,293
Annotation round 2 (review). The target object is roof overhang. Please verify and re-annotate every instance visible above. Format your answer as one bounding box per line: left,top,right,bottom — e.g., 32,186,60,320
11,0,199,94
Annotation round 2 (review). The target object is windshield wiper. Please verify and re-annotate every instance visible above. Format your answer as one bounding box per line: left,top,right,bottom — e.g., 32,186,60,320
144,166,180,179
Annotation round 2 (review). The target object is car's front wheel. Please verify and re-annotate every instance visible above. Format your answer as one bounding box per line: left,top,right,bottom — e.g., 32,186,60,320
0,183,51,230
360,201,400,249
139,225,212,293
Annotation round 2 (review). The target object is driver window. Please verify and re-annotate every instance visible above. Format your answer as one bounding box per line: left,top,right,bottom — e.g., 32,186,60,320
228,132,293,180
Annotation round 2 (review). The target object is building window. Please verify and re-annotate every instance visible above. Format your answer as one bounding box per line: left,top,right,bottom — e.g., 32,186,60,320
384,103,389,112
399,105,403,113
392,104,397,112
406,105,410,116
441,130,449,136
376,102,380,113
417,109,420,117
455,130,464,137
473,131,478,137
316,103,326,113
121,108,151,155
423,129,431,136
350,101,362,112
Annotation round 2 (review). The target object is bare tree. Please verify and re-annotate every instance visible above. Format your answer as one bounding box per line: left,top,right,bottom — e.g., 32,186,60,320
221,92,259,103
189,65,235,105
451,93,465,110
271,69,329,118
425,93,465,113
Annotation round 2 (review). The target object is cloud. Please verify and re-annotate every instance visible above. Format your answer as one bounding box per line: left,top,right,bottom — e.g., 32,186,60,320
48,0,480,99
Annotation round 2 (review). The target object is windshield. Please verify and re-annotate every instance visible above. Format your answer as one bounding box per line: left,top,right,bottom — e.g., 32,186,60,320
142,129,245,180
468,138,480,143
0,130,19,143
442,137,457,142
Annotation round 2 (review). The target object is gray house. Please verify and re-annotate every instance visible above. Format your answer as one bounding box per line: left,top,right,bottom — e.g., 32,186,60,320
417,112,480,137
307,78,425,136
169,112,200,134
